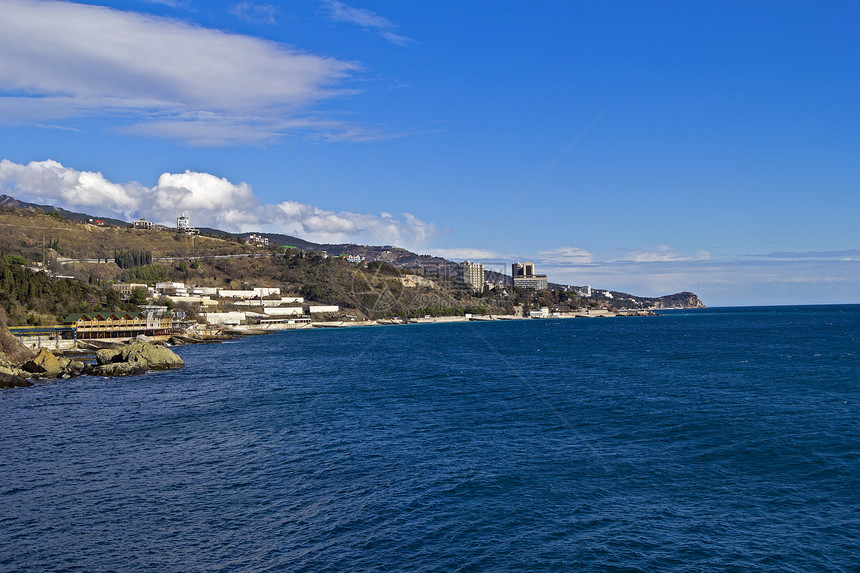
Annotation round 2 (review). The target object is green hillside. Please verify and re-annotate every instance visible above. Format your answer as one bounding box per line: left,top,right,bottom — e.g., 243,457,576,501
0,204,520,324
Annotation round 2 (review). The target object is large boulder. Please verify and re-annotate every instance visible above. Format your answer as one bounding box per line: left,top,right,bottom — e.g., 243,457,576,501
95,347,124,365
0,356,26,379
93,341,184,376
1,371,32,388
57,356,86,377
88,362,149,377
22,348,63,377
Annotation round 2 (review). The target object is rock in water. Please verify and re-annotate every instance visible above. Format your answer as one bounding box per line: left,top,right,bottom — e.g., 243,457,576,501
0,371,32,388
95,347,123,365
90,362,150,377
22,348,63,377
92,340,184,376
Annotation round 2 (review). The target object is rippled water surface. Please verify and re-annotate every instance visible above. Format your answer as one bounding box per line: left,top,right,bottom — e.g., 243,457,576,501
2,306,859,571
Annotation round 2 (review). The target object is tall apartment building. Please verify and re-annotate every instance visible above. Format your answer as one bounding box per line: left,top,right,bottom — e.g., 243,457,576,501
512,261,548,290
461,260,485,292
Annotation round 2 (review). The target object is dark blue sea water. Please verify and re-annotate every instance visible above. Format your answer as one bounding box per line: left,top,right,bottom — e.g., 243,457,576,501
2,306,859,572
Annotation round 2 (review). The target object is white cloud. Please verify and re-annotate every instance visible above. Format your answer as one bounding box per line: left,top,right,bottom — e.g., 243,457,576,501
152,171,256,213
617,245,710,263
545,258,860,307
0,0,360,144
231,2,279,24
0,159,144,212
140,0,190,8
323,0,413,46
428,248,499,261
537,246,595,264
0,158,438,247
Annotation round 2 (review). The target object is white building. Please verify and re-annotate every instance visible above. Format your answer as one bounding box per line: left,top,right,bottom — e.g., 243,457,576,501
217,287,281,299
263,307,305,316
460,261,485,292
111,283,150,300
246,234,269,246
308,305,339,314
203,312,246,326
529,307,550,318
155,282,187,296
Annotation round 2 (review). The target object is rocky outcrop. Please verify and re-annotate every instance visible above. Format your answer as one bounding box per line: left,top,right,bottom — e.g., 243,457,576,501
88,361,149,377
595,290,707,310
0,371,32,388
22,347,63,376
58,357,86,376
649,292,707,309
88,340,184,376
0,356,25,378
17,348,86,379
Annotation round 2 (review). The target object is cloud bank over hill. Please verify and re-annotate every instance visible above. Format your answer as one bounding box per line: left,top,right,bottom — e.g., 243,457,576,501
0,159,437,247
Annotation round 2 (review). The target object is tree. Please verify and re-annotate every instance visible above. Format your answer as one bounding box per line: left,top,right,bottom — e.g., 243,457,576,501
3,255,28,266
130,287,149,306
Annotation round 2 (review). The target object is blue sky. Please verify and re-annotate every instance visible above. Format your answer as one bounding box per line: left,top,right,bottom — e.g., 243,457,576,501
1,0,858,306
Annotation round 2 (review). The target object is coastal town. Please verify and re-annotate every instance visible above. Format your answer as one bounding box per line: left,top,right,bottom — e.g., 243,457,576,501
0,200,703,383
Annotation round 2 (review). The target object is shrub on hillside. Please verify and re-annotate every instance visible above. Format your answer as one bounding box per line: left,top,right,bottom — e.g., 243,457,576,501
0,307,34,365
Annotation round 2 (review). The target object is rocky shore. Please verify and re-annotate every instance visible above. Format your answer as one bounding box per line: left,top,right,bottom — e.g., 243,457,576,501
1,339,184,388
2,307,666,389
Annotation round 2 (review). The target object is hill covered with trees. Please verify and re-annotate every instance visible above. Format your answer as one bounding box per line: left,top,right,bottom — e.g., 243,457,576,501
0,197,703,325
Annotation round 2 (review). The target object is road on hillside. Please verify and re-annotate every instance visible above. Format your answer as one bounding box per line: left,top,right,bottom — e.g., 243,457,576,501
56,253,275,264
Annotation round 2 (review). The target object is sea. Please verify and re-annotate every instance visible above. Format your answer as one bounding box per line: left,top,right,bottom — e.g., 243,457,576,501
1,305,859,572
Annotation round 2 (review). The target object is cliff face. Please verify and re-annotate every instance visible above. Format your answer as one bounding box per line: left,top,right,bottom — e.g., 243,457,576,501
648,292,707,309
590,290,707,310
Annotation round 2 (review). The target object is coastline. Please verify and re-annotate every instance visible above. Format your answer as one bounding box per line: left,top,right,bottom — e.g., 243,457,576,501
13,307,658,356
1,308,663,386
219,307,657,334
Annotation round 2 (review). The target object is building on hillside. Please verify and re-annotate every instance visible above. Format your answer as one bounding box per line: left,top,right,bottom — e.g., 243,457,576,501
133,218,153,230
460,260,485,292
346,255,363,264
111,282,150,300
217,287,281,299
202,312,246,326
512,261,535,277
160,295,218,308
176,215,198,234
262,307,304,316
512,261,548,290
155,282,187,296
245,234,269,246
